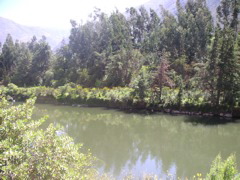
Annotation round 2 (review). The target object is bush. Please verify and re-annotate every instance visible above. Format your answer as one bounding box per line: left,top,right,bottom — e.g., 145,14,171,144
206,154,240,180
0,96,96,179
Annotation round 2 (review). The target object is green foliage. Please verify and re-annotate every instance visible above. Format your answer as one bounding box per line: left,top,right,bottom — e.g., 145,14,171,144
0,35,52,86
131,66,152,101
0,97,96,179
29,36,52,86
0,34,16,84
3,83,55,101
204,0,240,109
1,81,235,112
0,2,239,175
207,154,239,180
11,42,32,86
104,48,143,86
1,83,134,107
0,0,239,112
52,83,134,106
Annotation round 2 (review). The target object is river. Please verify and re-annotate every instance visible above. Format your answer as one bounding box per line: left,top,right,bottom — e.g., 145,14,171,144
33,103,240,179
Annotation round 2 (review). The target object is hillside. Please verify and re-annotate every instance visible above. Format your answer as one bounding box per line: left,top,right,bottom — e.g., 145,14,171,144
0,17,69,49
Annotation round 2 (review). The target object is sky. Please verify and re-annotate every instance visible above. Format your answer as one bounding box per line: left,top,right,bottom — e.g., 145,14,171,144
0,0,149,29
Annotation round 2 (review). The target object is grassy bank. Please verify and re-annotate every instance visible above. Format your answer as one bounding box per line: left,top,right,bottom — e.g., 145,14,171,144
1,83,239,118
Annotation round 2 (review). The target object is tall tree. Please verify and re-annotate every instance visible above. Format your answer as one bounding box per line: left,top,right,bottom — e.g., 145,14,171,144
206,26,221,105
214,0,239,108
11,42,32,86
29,36,51,85
109,10,131,52
53,41,72,86
159,7,179,58
104,48,143,86
152,50,173,103
0,34,16,84
177,0,213,63
142,8,161,54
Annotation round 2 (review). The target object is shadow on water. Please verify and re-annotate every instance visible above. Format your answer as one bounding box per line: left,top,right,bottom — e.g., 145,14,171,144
102,106,240,126
39,102,240,125
184,116,240,126
100,106,160,115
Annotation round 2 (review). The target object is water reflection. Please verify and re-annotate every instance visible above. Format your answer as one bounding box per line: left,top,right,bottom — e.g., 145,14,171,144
33,104,240,178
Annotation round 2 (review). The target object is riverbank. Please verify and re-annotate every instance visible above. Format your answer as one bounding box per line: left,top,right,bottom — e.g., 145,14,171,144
1,83,240,118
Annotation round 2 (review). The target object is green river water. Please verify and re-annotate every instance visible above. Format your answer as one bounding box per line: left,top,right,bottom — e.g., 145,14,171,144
33,103,240,179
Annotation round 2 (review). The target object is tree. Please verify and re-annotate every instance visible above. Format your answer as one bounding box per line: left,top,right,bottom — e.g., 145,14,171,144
11,42,32,86
214,0,240,108
90,11,113,86
159,7,180,59
109,10,131,52
0,34,16,84
53,41,74,86
204,26,219,105
152,51,173,103
131,66,152,101
176,0,213,63
29,36,52,86
68,13,113,86
207,154,238,180
142,8,161,54
127,7,141,48
104,48,143,86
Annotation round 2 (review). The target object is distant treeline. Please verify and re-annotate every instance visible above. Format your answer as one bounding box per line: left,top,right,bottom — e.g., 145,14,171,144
0,0,239,111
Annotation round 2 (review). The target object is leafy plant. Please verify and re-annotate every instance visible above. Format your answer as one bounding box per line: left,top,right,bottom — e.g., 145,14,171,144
0,96,96,179
207,154,239,180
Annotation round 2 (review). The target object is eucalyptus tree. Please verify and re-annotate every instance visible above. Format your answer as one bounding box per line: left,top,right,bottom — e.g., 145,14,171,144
104,48,143,86
90,11,113,86
127,7,141,48
109,10,132,52
11,42,32,86
142,8,161,54
176,0,213,63
159,7,180,59
52,41,72,86
152,50,173,103
29,36,52,86
104,10,134,86
68,20,96,85
206,26,221,105
0,34,16,84
214,0,240,108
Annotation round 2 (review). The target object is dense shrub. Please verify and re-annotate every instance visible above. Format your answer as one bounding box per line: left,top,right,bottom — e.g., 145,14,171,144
0,96,96,179
206,154,240,180
0,83,237,113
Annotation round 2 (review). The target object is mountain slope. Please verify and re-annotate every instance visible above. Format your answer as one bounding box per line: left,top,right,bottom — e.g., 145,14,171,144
0,17,69,49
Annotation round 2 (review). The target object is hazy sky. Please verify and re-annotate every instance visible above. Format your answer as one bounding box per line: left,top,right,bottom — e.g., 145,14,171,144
0,0,149,29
